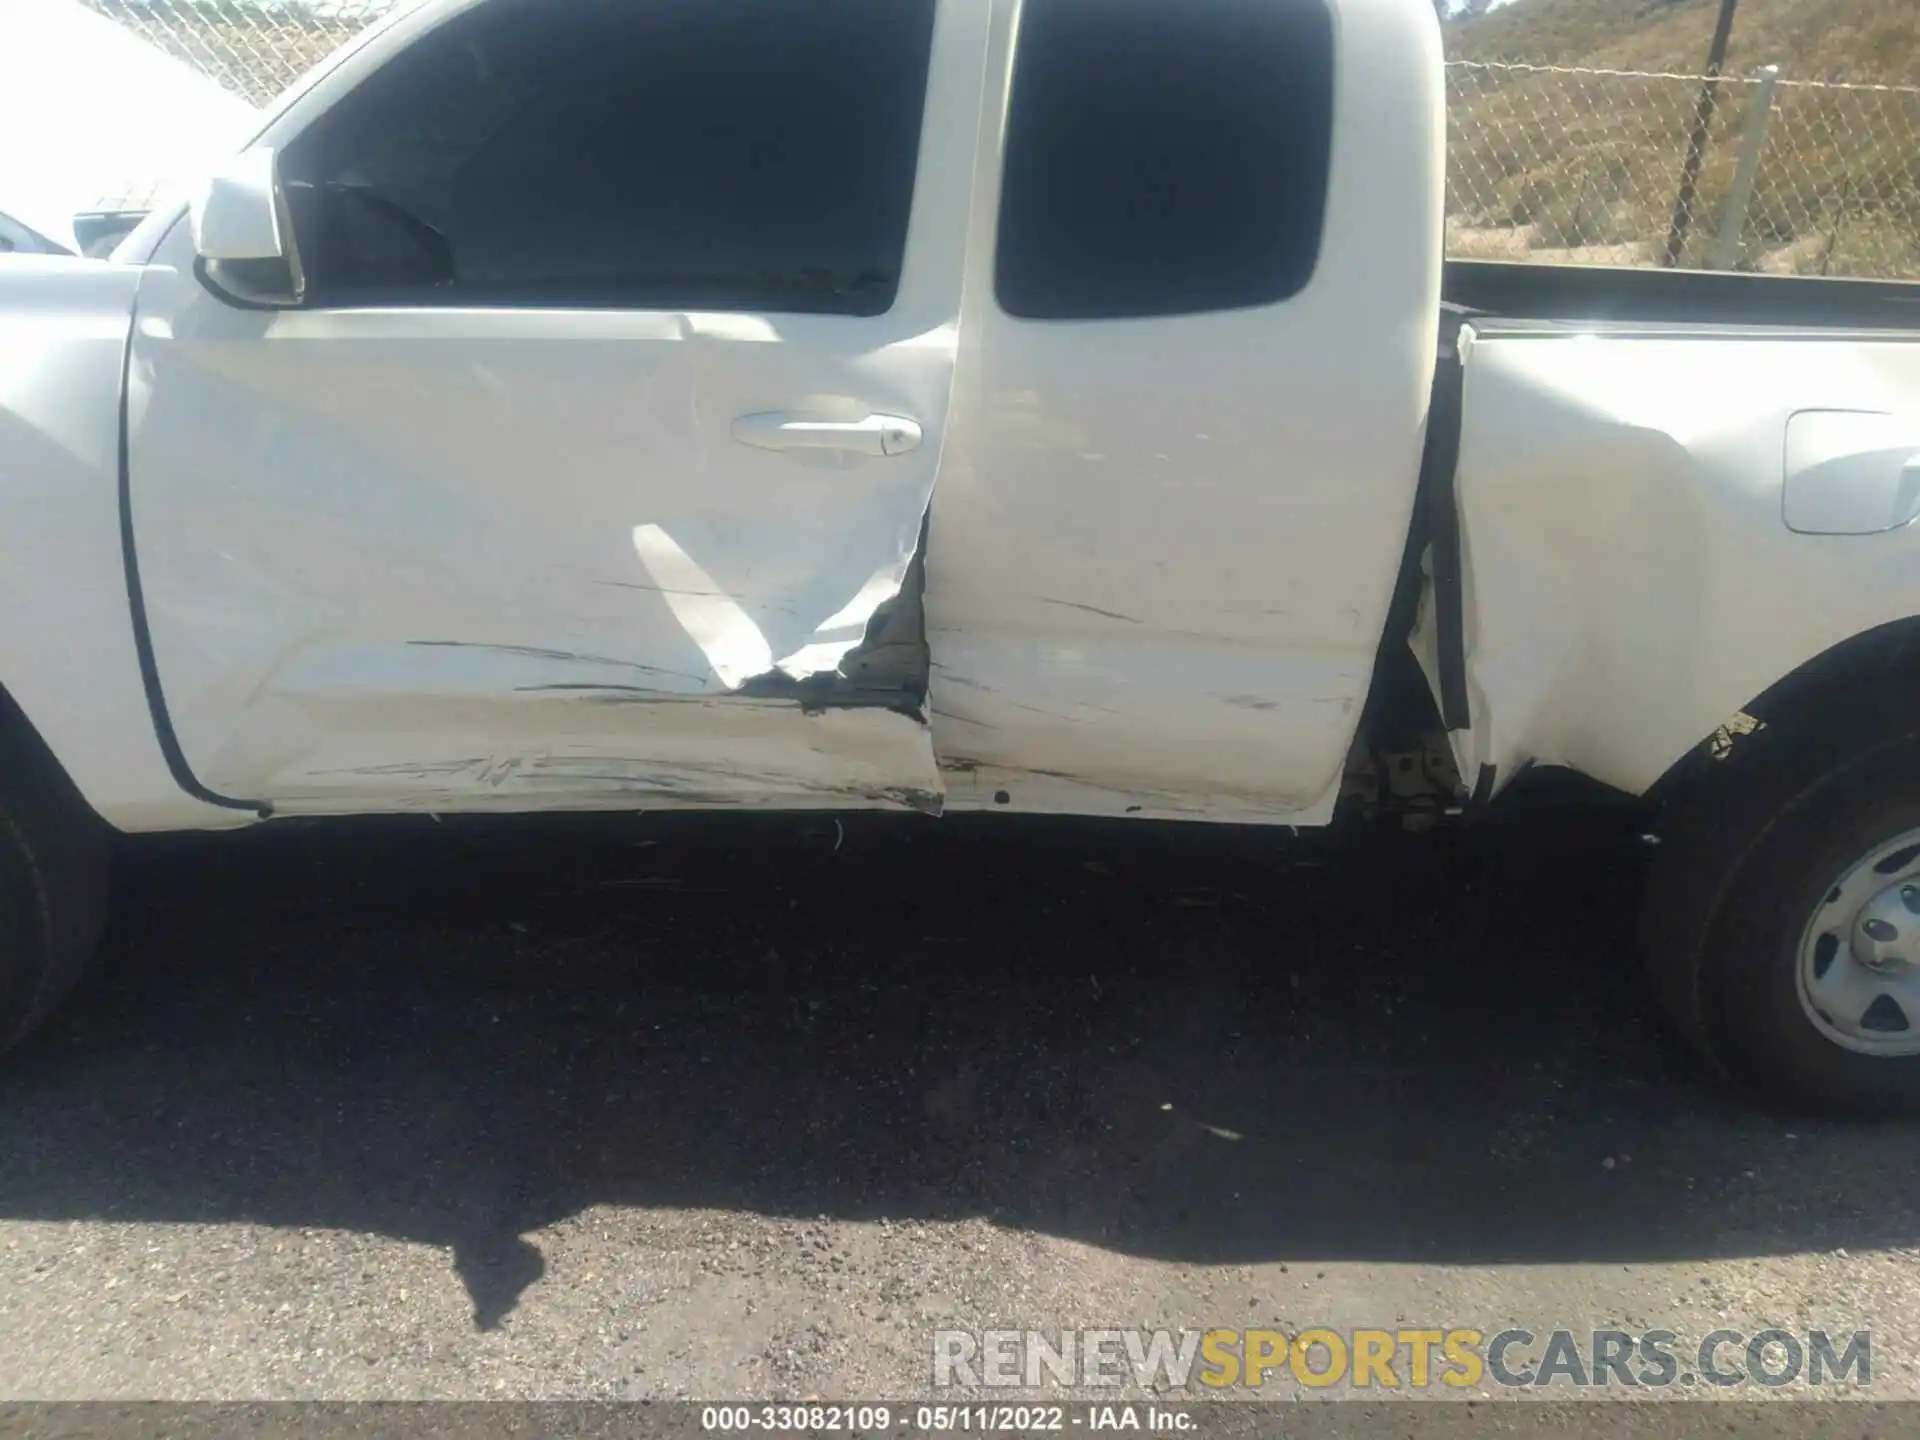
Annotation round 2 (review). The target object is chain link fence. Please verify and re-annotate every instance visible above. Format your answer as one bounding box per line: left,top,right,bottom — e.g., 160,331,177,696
1447,60,1920,279
73,1,1920,281
79,0,398,105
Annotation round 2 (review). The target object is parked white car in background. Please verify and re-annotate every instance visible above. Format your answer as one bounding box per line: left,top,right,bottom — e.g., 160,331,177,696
0,0,254,256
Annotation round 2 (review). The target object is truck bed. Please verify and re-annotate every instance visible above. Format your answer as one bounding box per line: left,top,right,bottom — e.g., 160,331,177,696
1445,259,1920,332
1413,259,1920,787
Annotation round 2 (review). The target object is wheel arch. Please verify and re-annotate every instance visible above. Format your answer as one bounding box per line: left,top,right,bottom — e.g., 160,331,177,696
0,677,101,825
1648,615,1920,813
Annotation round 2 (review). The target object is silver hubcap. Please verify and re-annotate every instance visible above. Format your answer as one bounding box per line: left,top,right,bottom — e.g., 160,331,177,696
1797,827,1920,1055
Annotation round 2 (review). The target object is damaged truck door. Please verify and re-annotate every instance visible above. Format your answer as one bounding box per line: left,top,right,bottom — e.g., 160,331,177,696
122,0,981,815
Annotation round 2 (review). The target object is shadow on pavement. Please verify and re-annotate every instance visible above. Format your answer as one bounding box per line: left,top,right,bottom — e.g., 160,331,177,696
2,795,1915,1330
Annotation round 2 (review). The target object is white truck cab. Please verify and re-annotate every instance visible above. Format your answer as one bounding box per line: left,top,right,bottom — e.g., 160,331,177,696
5,0,1920,1112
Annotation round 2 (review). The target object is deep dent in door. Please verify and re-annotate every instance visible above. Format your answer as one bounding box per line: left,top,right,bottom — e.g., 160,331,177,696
680,515,934,721
120,231,960,818
598,507,942,809
346,516,944,818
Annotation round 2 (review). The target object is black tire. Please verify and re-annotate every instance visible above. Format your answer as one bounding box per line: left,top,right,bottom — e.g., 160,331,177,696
0,722,110,1057
1642,686,1920,1114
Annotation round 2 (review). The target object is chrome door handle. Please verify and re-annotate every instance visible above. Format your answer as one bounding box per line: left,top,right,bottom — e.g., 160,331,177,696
731,412,923,458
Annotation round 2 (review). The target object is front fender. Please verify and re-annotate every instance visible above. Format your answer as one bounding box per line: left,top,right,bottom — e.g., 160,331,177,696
0,256,244,830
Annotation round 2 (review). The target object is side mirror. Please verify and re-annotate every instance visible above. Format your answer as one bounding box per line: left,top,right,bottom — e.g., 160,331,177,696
190,148,284,261
188,148,304,307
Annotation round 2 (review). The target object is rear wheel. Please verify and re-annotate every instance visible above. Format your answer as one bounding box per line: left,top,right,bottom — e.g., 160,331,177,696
0,725,109,1057
1643,691,1920,1113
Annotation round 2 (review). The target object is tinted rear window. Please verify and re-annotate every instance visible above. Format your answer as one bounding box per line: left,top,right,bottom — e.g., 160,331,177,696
995,0,1335,321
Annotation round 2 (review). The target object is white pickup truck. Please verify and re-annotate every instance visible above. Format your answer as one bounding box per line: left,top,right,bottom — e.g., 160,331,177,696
6,0,1920,1112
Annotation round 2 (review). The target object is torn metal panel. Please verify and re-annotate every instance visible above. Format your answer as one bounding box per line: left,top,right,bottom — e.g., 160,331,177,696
181,522,942,815
1429,328,1920,799
115,0,992,820
636,512,933,720
124,238,955,813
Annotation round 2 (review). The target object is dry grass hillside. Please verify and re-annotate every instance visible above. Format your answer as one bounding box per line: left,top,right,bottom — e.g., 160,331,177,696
1441,0,1920,275
1450,0,1920,83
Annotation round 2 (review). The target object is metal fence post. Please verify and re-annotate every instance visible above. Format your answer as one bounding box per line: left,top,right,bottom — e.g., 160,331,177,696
1712,65,1782,271
1662,0,1743,267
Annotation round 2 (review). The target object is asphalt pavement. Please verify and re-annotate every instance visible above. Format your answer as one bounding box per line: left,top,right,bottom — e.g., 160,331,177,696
1,797,1917,1401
